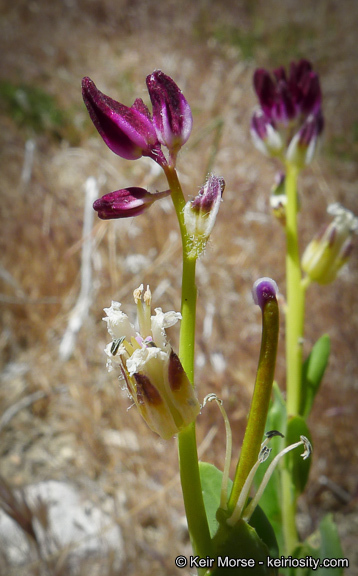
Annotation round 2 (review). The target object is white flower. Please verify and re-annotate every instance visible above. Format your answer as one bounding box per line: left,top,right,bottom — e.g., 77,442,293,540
103,285,200,439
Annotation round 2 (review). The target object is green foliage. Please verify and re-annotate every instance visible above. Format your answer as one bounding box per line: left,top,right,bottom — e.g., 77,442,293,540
290,515,344,576
316,514,344,575
300,335,330,419
199,461,279,575
285,416,312,495
0,80,69,139
213,24,261,59
200,461,227,539
265,22,317,63
209,519,277,576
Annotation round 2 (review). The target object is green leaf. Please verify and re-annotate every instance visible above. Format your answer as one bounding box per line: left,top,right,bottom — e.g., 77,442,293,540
209,519,278,575
288,542,318,576
199,461,279,574
285,416,312,494
300,335,330,418
289,515,345,576
250,503,279,560
316,514,345,576
199,461,228,539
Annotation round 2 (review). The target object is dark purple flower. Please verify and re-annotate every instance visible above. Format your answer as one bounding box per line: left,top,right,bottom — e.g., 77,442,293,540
93,187,171,220
82,77,165,165
146,70,193,161
253,59,322,125
252,60,324,165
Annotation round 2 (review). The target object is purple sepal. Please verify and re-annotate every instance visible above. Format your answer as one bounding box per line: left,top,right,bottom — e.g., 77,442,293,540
82,77,163,163
299,110,324,146
252,278,279,311
146,70,193,155
93,187,170,220
250,109,283,156
286,110,324,166
253,69,276,118
191,174,225,214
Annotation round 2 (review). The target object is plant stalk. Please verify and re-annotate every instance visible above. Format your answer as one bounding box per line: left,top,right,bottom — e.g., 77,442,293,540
165,165,211,558
285,163,305,417
228,295,279,512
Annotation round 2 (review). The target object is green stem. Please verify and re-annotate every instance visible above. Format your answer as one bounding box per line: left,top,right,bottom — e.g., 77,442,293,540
228,295,279,512
285,163,305,417
164,165,211,558
282,162,306,554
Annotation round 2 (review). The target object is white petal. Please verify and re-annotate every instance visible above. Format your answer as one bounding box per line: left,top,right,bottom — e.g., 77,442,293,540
103,301,136,339
151,308,181,349
126,346,168,376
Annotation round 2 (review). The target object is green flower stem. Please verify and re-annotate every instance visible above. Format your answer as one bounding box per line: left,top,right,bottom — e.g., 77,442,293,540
285,162,305,417
282,162,307,554
164,165,211,558
163,165,187,249
228,295,279,512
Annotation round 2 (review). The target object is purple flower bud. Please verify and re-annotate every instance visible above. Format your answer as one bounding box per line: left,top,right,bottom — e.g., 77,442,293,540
286,110,324,167
253,69,277,119
183,174,225,257
250,109,283,157
82,77,165,165
93,187,170,220
275,79,296,122
289,60,322,116
252,278,279,311
146,70,193,161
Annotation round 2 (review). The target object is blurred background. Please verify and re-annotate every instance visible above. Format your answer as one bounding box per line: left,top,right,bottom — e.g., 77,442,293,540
0,0,357,573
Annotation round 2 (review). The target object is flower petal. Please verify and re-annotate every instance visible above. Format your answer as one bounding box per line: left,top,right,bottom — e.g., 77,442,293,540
146,70,193,155
82,77,158,160
93,187,171,220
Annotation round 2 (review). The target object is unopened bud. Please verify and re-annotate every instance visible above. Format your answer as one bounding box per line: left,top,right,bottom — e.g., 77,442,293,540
302,203,358,284
183,174,225,258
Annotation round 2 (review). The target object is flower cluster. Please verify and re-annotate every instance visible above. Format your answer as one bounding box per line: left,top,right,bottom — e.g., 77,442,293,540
82,70,193,218
103,285,200,440
251,59,324,167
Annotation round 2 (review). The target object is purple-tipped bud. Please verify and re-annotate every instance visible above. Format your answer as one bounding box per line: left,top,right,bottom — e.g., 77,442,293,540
183,174,225,257
93,187,170,219
286,110,324,167
250,109,284,157
252,277,279,311
82,77,164,164
146,70,193,162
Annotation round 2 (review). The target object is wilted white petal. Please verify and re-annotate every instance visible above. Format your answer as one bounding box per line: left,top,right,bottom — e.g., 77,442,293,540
151,307,181,349
126,346,167,376
103,301,136,340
